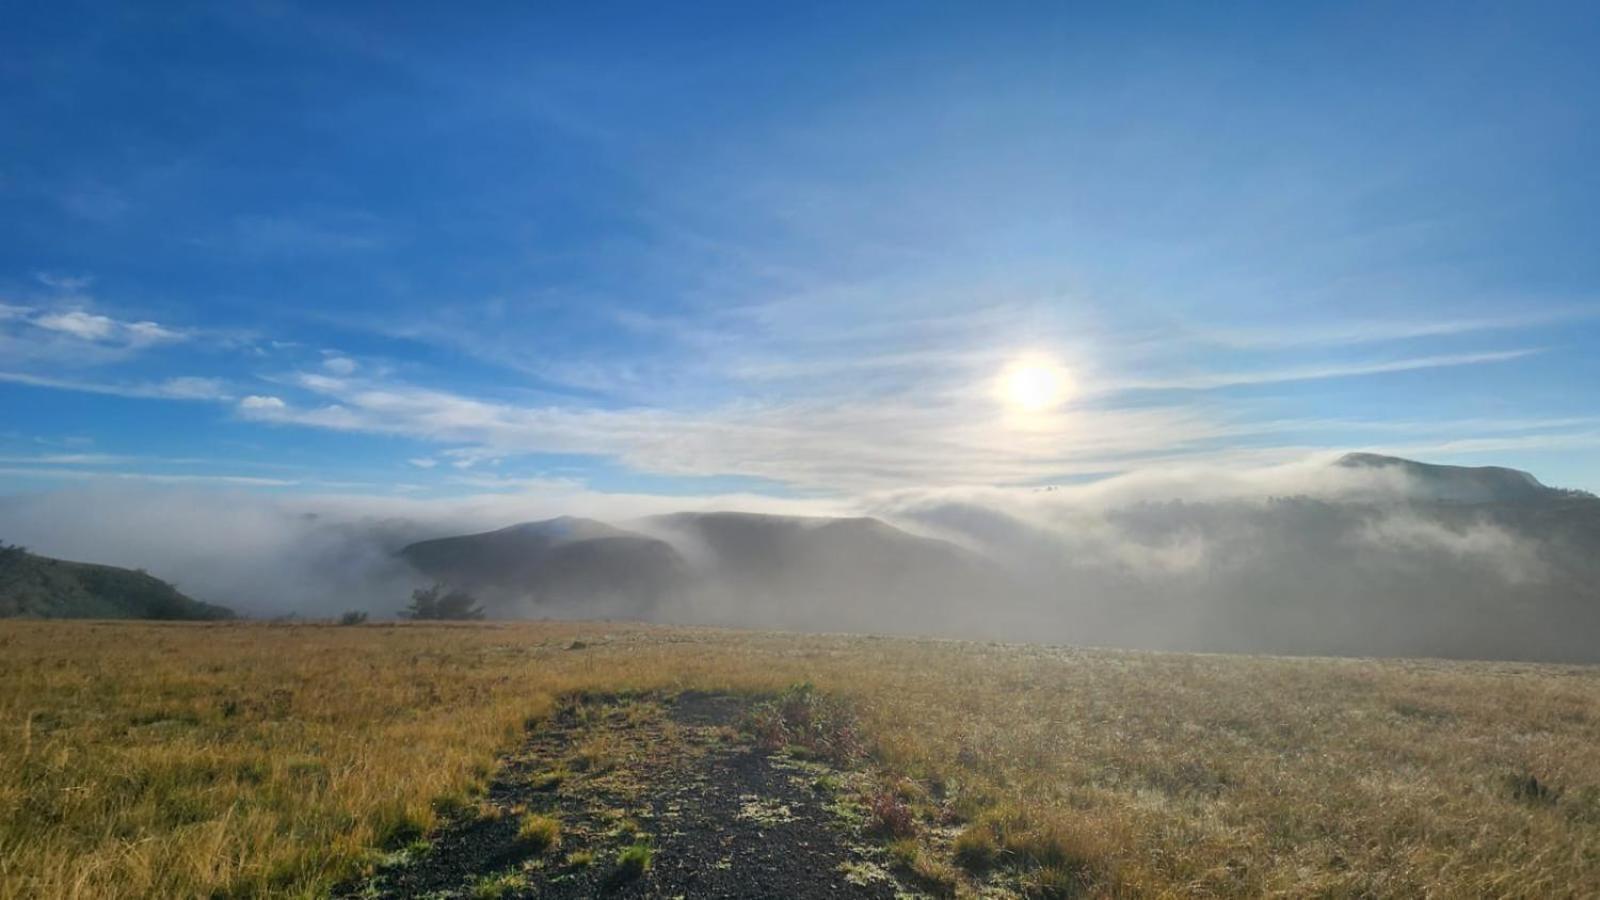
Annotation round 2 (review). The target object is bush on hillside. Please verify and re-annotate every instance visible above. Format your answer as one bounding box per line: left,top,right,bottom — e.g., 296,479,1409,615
401,584,485,621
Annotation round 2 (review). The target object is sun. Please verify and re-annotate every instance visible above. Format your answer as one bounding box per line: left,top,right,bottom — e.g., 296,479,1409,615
998,357,1073,412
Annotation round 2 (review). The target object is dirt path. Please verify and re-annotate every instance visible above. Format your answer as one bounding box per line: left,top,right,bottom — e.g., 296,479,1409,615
345,692,916,899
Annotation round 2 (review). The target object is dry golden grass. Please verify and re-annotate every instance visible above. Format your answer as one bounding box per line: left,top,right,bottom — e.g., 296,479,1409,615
2,619,1598,898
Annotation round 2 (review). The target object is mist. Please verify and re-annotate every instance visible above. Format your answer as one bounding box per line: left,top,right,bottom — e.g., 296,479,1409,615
0,485,838,618
3,453,1597,662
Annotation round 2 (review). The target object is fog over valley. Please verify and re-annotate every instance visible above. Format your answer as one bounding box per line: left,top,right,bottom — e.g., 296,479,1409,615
5,452,1597,662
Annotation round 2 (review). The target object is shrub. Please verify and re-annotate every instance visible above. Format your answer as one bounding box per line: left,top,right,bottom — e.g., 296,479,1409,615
866,788,917,838
401,584,485,621
743,682,865,765
337,610,368,626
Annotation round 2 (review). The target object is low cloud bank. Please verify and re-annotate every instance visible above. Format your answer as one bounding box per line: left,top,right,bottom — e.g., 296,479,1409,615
0,486,834,618
865,457,1598,660
2,454,1597,662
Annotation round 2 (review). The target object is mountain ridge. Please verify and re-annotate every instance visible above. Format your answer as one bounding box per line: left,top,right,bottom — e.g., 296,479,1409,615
0,543,235,620
1334,452,1558,502
392,454,1600,662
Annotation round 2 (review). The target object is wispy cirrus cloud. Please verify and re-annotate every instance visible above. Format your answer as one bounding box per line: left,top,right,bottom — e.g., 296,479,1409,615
1181,308,1599,350
189,212,393,258
1100,348,1542,393
232,373,1111,489
0,466,298,487
34,272,95,292
225,364,1477,491
0,453,133,465
0,372,230,401
0,262,1576,498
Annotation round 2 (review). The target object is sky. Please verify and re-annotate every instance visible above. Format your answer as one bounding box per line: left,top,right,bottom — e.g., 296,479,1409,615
3,0,1599,505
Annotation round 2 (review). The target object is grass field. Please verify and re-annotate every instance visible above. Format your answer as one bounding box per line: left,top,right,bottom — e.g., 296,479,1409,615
3,620,1599,898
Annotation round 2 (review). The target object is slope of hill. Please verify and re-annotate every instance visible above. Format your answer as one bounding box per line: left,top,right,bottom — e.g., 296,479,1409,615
0,543,234,620
399,517,690,616
635,511,1016,633
398,512,1014,634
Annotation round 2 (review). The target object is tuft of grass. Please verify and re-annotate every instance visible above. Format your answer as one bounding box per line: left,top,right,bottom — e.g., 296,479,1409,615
1025,863,1091,900
888,837,921,868
953,823,999,872
811,773,842,794
910,855,959,896
982,808,1113,893
610,842,654,884
1511,771,1562,805
527,766,566,792
564,849,595,868
469,870,527,899
888,835,958,895
516,813,561,853
375,809,429,851
570,735,618,773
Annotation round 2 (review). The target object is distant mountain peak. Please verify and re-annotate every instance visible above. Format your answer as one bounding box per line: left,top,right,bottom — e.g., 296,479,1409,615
499,516,622,541
1334,452,1550,502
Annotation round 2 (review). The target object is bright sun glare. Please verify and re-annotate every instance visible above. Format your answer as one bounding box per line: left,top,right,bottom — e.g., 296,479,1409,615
999,358,1073,412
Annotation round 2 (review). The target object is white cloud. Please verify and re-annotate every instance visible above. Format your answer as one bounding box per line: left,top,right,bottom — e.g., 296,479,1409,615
407,457,438,469
123,320,184,345
21,308,186,349
239,395,288,411
442,447,501,469
155,377,230,400
34,310,116,340
322,356,358,375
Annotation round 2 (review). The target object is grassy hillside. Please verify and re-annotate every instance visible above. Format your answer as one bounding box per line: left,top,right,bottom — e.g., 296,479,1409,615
0,543,234,620
2,620,1597,898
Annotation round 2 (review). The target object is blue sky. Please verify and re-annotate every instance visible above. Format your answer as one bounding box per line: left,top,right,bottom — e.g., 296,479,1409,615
3,0,1599,501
